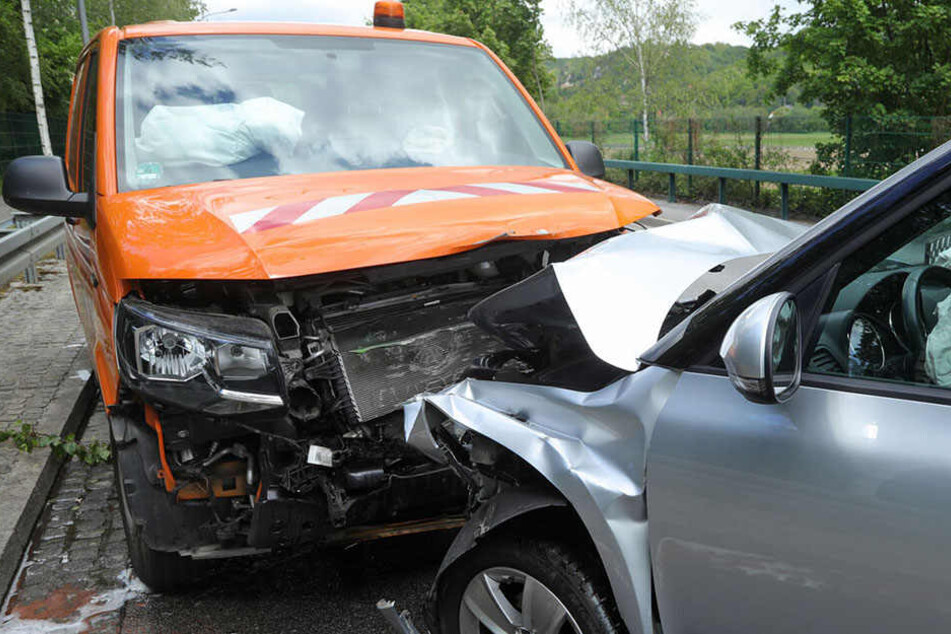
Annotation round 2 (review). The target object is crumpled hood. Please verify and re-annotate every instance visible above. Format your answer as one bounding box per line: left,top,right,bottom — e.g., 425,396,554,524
99,165,658,281
551,204,807,371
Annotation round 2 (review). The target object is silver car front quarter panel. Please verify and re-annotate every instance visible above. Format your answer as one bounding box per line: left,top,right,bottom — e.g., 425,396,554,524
404,366,682,634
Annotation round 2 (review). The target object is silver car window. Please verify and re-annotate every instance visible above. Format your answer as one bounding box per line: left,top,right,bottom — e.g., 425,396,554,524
807,196,951,388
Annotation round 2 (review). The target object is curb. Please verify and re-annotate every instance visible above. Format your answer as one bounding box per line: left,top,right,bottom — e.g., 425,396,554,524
0,371,99,602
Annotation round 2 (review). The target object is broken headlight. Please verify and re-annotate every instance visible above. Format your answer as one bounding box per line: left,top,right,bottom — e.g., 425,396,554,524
115,297,285,415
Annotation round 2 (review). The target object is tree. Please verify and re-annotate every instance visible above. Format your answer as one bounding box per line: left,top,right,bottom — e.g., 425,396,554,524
0,0,205,115
403,0,554,105
567,0,698,140
738,0,951,177
0,0,32,111
21,0,52,155
544,42,781,125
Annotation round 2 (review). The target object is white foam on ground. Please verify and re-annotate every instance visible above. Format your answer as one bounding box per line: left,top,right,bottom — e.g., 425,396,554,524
0,569,146,633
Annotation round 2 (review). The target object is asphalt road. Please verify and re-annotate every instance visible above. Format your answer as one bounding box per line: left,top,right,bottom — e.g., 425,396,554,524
120,534,452,634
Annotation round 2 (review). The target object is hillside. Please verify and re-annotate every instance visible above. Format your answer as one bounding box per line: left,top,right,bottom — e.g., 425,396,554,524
543,42,812,123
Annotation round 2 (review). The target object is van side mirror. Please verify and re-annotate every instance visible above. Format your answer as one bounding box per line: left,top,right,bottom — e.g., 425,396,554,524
720,292,801,404
565,140,605,180
2,156,90,219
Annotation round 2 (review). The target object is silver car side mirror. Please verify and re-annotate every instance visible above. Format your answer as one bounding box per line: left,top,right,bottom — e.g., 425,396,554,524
719,292,801,404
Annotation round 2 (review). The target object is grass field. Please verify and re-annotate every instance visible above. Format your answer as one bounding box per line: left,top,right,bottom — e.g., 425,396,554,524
566,129,835,170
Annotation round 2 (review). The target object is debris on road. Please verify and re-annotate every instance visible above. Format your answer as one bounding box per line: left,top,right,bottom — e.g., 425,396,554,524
376,599,425,634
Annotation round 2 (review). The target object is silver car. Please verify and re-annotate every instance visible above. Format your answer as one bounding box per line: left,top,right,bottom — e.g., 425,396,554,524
404,143,951,634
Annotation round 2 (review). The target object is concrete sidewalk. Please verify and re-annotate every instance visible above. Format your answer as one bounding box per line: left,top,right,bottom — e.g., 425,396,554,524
0,260,97,601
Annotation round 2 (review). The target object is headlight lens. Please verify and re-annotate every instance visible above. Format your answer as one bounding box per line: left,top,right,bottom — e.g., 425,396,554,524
214,344,270,381
135,325,208,381
115,297,285,415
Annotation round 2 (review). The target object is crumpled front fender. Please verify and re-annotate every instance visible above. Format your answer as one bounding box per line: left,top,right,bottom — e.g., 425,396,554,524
404,366,681,634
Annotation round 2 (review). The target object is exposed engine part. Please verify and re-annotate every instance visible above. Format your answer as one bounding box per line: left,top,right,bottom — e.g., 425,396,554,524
470,261,499,280
343,465,386,491
134,232,615,551
201,442,256,487
287,379,322,421
279,452,327,495
264,305,302,355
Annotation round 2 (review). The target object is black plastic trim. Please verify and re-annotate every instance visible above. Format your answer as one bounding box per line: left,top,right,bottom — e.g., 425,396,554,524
800,373,951,407
2,156,90,218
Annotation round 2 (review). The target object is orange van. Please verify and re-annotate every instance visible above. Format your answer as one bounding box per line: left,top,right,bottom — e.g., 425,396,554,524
2,3,658,591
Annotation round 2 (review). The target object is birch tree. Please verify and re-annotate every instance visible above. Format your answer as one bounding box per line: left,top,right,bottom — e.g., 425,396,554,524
568,0,697,140
20,0,52,156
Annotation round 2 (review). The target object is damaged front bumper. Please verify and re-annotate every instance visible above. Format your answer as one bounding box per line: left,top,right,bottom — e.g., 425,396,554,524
110,412,222,553
403,369,683,634
109,233,618,560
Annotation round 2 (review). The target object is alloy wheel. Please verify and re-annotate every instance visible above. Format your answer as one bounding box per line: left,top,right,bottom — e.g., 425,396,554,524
459,566,582,634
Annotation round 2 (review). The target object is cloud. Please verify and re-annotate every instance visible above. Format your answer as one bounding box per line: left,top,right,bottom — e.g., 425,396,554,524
202,0,799,58
203,0,369,24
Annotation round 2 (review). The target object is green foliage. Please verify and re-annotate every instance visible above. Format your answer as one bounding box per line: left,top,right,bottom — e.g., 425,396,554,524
0,422,112,466
544,43,804,123
0,0,205,115
739,0,951,178
403,0,553,102
565,0,698,138
0,0,32,111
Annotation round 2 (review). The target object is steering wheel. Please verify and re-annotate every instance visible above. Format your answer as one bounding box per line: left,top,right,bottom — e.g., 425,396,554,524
901,265,951,352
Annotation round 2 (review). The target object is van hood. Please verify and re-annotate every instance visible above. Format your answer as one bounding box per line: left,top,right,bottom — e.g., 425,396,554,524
99,165,658,281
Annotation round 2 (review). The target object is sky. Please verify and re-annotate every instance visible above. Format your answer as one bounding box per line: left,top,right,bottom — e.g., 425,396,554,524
202,0,797,58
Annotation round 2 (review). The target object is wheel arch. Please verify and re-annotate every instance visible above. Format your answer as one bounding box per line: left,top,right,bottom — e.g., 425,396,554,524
430,486,615,629
405,375,671,634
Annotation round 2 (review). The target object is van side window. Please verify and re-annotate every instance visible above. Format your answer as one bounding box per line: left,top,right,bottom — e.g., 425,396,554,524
65,59,88,191
78,53,99,193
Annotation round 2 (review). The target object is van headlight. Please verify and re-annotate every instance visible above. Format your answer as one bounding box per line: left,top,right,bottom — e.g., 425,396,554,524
115,297,285,415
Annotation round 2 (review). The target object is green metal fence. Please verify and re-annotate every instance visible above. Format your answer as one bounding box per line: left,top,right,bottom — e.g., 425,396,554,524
0,112,68,175
554,115,951,180
605,159,878,220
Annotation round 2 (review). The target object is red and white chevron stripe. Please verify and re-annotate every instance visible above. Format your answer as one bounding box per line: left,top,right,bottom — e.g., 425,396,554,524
228,175,600,234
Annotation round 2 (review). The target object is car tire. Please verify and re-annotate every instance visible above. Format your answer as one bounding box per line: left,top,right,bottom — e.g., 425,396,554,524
434,534,625,634
112,436,200,593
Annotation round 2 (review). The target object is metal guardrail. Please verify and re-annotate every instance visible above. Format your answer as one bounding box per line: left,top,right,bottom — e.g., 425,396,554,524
605,159,880,219
0,214,66,287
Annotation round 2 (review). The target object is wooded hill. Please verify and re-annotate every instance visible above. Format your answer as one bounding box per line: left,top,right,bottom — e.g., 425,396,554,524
544,42,818,124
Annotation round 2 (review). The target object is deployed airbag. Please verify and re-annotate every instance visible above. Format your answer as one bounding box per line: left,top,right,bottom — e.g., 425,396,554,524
135,97,304,167
926,294,951,386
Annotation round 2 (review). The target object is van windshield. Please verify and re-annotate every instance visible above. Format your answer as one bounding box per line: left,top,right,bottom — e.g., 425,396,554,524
115,34,566,191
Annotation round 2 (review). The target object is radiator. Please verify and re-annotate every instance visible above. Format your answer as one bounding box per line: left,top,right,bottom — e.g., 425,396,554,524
327,299,505,423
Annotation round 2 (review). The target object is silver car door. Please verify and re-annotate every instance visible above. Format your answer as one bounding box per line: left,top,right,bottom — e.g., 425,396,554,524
646,194,951,634
647,371,951,634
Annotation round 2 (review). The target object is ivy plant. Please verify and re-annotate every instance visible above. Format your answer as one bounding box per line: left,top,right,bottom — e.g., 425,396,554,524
0,422,111,466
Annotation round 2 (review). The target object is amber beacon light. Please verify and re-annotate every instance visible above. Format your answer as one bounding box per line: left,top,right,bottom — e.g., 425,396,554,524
373,1,405,29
